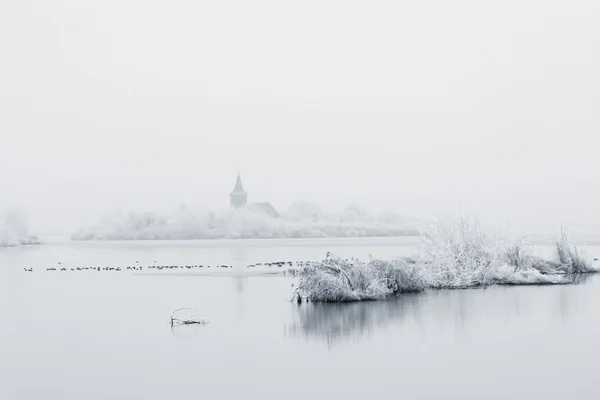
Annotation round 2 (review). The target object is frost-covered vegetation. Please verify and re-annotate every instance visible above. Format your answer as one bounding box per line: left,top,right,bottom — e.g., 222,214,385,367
0,210,39,247
296,255,424,302
72,203,420,240
295,217,595,302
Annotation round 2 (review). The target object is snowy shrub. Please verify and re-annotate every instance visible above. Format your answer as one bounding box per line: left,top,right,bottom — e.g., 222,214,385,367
419,216,502,288
296,254,425,302
297,216,593,302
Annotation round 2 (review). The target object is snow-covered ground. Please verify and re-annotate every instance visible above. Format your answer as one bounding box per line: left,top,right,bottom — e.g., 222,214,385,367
72,203,422,241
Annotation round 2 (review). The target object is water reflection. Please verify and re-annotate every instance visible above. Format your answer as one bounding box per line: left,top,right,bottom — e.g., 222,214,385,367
232,276,247,318
231,244,248,266
286,281,593,348
286,293,426,348
554,274,596,326
233,276,247,293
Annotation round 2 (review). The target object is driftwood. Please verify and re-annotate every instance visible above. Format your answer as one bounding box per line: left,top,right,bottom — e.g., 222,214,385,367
170,308,208,327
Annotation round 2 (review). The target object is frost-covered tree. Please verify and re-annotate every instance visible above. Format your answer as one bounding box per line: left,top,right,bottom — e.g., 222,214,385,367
283,201,323,222
0,209,39,246
71,204,421,241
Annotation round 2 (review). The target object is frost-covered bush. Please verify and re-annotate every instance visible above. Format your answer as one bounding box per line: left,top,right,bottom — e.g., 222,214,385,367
419,216,503,288
417,217,591,289
0,210,39,247
296,216,594,302
296,254,425,302
368,258,426,293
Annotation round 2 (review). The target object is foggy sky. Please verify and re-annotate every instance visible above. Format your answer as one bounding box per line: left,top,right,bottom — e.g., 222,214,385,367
1,0,598,234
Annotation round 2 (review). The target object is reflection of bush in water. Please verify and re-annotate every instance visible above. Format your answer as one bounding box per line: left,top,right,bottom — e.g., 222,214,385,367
287,282,589,347
287,293,426,348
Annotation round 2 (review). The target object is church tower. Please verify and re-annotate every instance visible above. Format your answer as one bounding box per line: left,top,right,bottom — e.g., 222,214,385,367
230,172,248,209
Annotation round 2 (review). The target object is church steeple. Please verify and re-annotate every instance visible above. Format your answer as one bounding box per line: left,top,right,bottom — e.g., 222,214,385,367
230,172,248,209
231,173,245,194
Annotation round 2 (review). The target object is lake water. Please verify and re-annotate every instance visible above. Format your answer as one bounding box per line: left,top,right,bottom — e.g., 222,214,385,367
1,237,600,400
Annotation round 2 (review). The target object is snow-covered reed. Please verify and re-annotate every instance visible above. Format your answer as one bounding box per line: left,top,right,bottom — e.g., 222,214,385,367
419,216,503,288
0,210,39,247
72,204,420,241
296,216,594,302
554,227,593,273
295,254,425,302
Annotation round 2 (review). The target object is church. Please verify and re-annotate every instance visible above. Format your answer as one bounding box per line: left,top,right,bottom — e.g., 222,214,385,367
229,173,280,219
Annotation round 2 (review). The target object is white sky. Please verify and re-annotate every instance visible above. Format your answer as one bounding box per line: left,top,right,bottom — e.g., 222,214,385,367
1,0,599,233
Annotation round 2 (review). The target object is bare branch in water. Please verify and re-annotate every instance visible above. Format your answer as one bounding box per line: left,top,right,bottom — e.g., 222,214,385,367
170,308,209,326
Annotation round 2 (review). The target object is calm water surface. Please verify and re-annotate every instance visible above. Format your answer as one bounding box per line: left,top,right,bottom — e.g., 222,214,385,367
1,237,600,400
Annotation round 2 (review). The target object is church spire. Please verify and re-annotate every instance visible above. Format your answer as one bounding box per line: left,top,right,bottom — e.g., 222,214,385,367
230,171,248,209
231,171,245,194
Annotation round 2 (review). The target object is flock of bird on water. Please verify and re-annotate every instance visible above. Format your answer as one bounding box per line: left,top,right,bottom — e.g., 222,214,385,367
22,260,314,274
21,257,599,274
